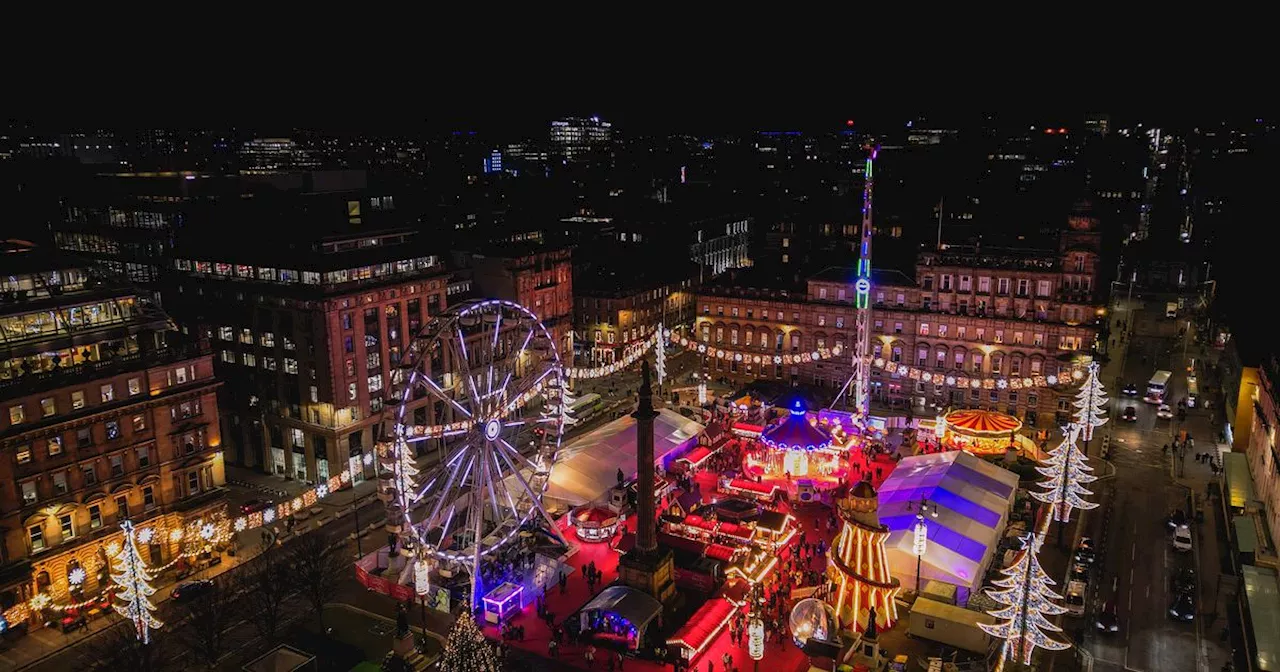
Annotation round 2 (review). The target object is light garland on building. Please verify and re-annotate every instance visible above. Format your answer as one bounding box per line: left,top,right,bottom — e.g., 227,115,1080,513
111,520,163,644
1031,423,1098,523
668,331,1088,390
979,532,1070,668
566,330,664,380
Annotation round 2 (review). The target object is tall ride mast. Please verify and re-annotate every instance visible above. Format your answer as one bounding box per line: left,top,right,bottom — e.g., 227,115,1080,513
849,145,878,421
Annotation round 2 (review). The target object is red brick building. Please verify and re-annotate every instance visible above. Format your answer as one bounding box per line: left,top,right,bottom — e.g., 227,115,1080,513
1,242,224,624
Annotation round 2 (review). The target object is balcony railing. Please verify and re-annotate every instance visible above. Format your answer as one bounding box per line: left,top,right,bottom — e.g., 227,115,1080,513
0,342,210,397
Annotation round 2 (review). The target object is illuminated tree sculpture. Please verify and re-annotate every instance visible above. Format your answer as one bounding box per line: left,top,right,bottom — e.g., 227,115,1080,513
1031,423,1098,524
654,325,667,387
439,610,501,672
1071,361,1107,443
111,520,163,644
979,531,1070,669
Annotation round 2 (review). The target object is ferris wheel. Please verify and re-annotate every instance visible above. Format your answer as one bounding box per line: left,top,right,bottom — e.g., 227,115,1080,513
384,299,570,605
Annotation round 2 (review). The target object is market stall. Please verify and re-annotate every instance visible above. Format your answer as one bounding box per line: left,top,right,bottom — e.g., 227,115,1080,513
936,409,1023,456
571,506,620,543
576,586,664,652
667,597,737,663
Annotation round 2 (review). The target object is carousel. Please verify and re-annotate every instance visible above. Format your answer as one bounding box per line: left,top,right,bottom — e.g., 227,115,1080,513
741,400,850,496
932,409,1025,456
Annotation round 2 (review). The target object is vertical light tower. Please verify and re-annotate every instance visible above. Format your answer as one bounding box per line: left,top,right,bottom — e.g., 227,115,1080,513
851,145,879,421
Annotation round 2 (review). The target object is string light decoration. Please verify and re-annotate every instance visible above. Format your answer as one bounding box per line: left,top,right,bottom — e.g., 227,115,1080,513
1031,423,1098,523
1072,361,1107,442
384,422,426,534
979,531,1070,668
653,323,667,386
826,482,901,631
439,609,501,671
110,520,163,644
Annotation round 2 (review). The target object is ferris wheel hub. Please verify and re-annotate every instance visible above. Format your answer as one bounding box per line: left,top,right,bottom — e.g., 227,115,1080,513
483,418,502,442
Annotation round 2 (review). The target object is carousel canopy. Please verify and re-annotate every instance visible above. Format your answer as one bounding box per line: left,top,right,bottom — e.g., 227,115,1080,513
877,451,1019,595
943,409,1022,435
761,400,832,451
531,408,704,507
581,585,664,631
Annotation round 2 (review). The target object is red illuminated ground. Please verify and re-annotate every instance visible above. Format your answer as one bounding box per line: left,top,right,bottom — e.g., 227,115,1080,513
477,438,902,670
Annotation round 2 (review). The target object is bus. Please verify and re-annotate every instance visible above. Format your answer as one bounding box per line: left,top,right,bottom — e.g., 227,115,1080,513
1186,376,1198,408
1146,370,1172,404
568,392,605,423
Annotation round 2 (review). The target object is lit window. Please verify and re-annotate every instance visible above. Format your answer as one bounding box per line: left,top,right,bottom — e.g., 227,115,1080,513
40,398,56,417
89,505,102,530
9,405,25,424
310,385,319,403
106,420,120,440
261,332,275,347
221,350,236,363
71,391,85,409
132,415,146,432
48,436,63,456
219,326,233,341
17,445,32,464
29,524,44,551
263,356,276,370
175,367,188,384
128,378,142,395
22,481,37,505
368,374,384,393
100,384,114,403
240,328,253,344
284,358,299,374
348,383,358,401
243,353,256,367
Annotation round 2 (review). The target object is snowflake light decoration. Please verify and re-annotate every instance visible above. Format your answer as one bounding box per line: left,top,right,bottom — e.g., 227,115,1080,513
317,483,329,499
263,508,276,524
234,517,247,532
137,527,155,544
68,567,87,585
200,523,216,540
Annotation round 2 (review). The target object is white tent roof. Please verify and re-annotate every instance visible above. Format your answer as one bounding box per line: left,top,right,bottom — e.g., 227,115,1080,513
539,408,704,507
877,451,1020,596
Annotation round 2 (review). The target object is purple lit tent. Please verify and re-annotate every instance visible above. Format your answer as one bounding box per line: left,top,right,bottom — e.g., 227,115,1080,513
877,451,1019,604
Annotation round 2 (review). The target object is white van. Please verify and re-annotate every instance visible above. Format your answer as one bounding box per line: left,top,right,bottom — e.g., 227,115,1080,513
1173,525,1192,552
1166,302,1178,318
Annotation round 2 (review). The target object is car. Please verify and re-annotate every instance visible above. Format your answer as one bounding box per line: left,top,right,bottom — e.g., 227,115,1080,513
1169,591,1195,621
240,499,272,515
1122,383,1139,396
1065,580,1087,617
1070,562,1091,583
171,579,214,602
1122,406,1138,422
1074,537,1097,564
1158,404,1174,419
1095,601,1120,633
1172,568,1197,594
1173,524,1193,552
1167,509,1188,530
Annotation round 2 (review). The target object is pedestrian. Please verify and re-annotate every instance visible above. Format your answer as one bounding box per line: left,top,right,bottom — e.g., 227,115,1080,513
549,639,559,657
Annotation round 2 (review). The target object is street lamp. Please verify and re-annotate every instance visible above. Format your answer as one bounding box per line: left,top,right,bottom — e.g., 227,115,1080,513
748,610,765,671
910,499,938,595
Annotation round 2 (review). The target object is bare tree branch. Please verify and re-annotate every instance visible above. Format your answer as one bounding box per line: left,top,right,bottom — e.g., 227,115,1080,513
171,577,235,667
288,533,349,630
234,541,293,641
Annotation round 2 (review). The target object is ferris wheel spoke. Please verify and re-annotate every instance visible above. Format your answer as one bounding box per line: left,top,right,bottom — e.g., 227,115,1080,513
495,442,568,547
501,367,556,418
421,448,471,536
420,374,473,420
497,438,540,473
492,450,519,514
481,448,504,524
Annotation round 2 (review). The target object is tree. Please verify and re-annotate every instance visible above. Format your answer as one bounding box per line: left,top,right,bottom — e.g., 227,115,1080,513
235,540,293,641
1071,361,1107,444
439,610,501,672
289,533,348,630
111,520,163,644
173,577,234,667
84,620,179,672
979,531,1071,669
1031,423,1098,547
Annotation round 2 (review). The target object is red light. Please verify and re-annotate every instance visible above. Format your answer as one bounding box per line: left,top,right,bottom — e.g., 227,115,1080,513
1045,128,1054,134
1058,128,1066,134
846,119,855,127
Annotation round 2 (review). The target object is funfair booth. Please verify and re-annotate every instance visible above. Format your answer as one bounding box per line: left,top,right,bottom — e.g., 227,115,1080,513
577,586,664,652
934,409,1023,456
742,400,849,496
876,451,1019,605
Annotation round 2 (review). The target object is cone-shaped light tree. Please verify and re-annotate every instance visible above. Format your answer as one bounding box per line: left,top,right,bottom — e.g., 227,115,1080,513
111,520,163,644
1031,422,1099,524
1072,361,1108,444
654,325,667,387
439,610,502,672
979,531,1071,670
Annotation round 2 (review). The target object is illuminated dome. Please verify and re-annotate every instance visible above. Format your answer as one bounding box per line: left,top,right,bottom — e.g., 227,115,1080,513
789,597,838,646
761,400,832,451
850,480,878,500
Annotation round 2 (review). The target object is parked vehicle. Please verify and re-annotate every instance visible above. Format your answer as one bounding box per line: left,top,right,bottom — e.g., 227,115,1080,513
1122,406,1138,422
908,594,996,654
1173,525,1193,552
1096,602,1120,633
1169,592,1195,621
1122,382,1139,396
171,579,214,602
1065,580,1087,617
1166,509,1188,530
1074,537,1097,564
240,499,272,515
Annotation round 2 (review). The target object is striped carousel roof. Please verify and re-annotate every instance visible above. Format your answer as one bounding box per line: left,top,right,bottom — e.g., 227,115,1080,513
943,409,1022,435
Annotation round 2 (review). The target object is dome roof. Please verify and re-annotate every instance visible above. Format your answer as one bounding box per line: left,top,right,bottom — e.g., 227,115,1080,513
851,481,878,500
761,400,832,451
943,409,1022,435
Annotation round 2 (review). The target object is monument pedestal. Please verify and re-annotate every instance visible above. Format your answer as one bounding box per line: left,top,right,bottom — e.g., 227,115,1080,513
392,630,415,657
619,547,677,606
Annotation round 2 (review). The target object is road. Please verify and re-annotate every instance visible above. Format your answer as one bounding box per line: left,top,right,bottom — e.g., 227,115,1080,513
1067,298,1222,672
